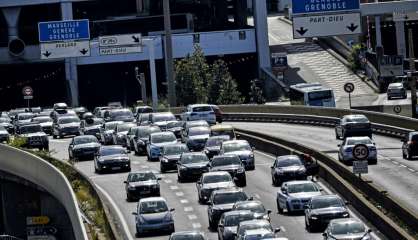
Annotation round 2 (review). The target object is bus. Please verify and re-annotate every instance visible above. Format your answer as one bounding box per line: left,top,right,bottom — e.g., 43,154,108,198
289,83,336,107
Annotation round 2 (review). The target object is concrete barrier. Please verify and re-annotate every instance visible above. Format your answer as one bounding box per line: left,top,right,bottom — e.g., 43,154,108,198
0,144,88,240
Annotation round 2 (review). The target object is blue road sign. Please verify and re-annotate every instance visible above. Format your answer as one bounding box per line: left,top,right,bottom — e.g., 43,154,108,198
292,0,360,15
38,19,90,43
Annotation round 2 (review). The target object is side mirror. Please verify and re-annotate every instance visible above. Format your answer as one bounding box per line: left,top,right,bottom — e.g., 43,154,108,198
252,147,256,151
157,176,162,180
123,181,127,184
267,209,272,214
322,233,327,237
170,208,175,212
367,229,372,233
132,212,138,215
218,224,224,228
274,228,281,233
248,196,254,201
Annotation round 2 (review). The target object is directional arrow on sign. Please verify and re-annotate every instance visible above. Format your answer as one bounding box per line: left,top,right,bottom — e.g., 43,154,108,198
43,51,51,58
296,27,308,36
132,35,140,43
80,48,89,55
347,23,359,32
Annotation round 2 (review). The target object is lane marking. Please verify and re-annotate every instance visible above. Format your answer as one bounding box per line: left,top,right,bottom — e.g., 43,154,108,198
170,185,179,190
280,226,286,232
176,192,184,197
95,184,134,240
180,199,189,204
392,161,399,165
254,193,261,199
184,207,194,212
408,168,416,173
140,165,149,169
192,223,202,229
164,179,173,184
400,164,407,168
188,215,198,220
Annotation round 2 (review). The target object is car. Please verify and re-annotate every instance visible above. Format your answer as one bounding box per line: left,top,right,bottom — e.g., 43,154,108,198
100,121,123,145
239,228,276,240
221,140,255,170
177,152,210,182
93,106,112,118
134,106,153,118
0,117,14,133
322,218,372,240
80,117,104,138
14,112,35,125
50,108,77,122
137,113,151,126
52,116,81,139
133,126,161,155
305,195,350,232
104,108,134,122
112,122,137,146
402,131,418,159
210,105,223,123
132,197,175,236
218,210,255,240
53,102,68,111
73,107,88,119
68,135,101,161
270,155,307,186
124,171,161,201
387,82,407,100
235,220,277,240
0,126,10,143
166,121,184,139
185,126,211,151
149,112,177,130
276,180,322,214
31,116,53,135
169,231,205,240
204,135,231,159
209,155,246,186
14,123,49,151
182,104,216,124
197,171,236,203
207,188,249,229
160,144,189,173
211,124,236,140
335,115,372,140
147,132,177,161
94,146,131,173
338,137,377,164
126,126,141,150
232,201,271,221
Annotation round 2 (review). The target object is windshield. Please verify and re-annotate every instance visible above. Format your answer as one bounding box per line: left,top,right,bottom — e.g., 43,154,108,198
19,125,42,134
238,224,272,236
213,192,247,205
331,222,365,235
189,127,210,136
287,183,319,193
180,154,209,164
346,139,372,145
151,133,176,144
0,118,9,123
74,136,98,145
153,114,175,122
277,158,302,167
163,145,188,155
129,172,156,182
187,121,208,129
167,121,183,129
212,157,242,167
171,234,204,240
225,214,254,226
100,148,125,156
311,197,343,209
212,130,234,138
235,203,265,213
139,201,168,214
345,116,369,123
117,124,136,133
32,117,52,123
105,122,119,131
139,114,150,121
223,142,251,152
192,106,213,112
58,117,80,124
111,110,133,118
18,114,34,120
137,127,160,138
244,233,274,240
206,138,225,147
203,174,232,184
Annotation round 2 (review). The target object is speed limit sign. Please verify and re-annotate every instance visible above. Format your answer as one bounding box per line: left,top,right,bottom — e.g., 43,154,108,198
352,144,369,161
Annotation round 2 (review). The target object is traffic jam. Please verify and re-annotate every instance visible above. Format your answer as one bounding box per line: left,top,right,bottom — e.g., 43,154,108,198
1,103,380,240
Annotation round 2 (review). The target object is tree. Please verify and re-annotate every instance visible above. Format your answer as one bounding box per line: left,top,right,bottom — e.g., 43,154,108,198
216,62,244,105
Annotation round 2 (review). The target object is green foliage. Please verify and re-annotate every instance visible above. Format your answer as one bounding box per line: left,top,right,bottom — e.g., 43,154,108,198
9,137,27,148
348,43,366,71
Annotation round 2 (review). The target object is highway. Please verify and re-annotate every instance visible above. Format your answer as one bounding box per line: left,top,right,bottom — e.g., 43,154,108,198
49,137,384,240
229,122,418,215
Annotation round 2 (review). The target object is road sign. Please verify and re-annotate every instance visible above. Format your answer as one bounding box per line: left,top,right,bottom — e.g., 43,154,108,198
38,19,90,43
27,226,57,236
393,11,418,21
292,0,360,15
40,41,90,59
293,12,362,39
352,144,369,161
22,86,33,96
26,216,50,225
344,82,355,93
99,45,143,56
271,52,288,69
393,105,402,114
24,96,34,100
99,33,142,47
353,160,368,174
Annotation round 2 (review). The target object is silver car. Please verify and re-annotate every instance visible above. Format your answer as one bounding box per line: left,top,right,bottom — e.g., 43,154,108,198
133,197,175,236
338,137,377,164
221,140,255,170
387,82,407,100
276,180,322,214
322,218,372,240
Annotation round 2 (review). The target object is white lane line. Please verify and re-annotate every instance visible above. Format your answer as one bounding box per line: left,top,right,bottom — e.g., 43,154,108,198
89,175,106,180
192,223,202,229
49,139,68,143
392,161,399,165
164,179,173,184
176,192,184,197
408,168,416,172
140,165,149,169
184,207,194,212
280,226,286,232
400,164,407,168
95,184,134,240
188,215,198,220
254,193,261,199
255,163,270,166
180,199,189,204
170,185,179,190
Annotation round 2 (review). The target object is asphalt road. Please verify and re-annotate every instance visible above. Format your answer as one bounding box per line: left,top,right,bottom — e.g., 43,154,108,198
49,137,384,240
230,122,418,215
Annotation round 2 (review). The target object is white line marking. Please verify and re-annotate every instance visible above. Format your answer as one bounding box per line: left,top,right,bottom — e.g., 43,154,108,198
140,165,149,169
254,194,261,199
95,184,134,240
164,179,173,184
280,226,286,232
188,215,197,220
131,162,140,165
180,199,189,204
184,207,194,212
400,164,407,168
392,161,399,165
170,185,179,190
408,168,416,172
192,223,202,229
176,192,184,197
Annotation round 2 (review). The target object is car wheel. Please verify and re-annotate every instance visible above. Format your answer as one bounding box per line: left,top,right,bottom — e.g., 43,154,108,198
272,176,278,186
406,151,412,160
335,129,340,140
134,149,139,156
286,202,292,215
160,165,166,173
239,178,247,187
177,173,183,183
135,231,142,238
126,193,132,202
53,134,57,139
209,218,216,230
277,200,283,214
402,150,407,159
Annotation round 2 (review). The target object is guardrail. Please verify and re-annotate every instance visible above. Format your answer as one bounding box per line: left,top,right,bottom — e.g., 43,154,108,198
236,129,417,240
0,144,88,240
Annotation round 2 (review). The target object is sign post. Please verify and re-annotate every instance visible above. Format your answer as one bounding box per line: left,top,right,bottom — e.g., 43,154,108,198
22,86,33,109
352,144,369,178
344,82,355,109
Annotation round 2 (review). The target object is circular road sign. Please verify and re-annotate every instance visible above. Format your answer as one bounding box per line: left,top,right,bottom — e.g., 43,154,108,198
393,105,402,114
22,86,33,96
344,82,355,93
352,144,369,161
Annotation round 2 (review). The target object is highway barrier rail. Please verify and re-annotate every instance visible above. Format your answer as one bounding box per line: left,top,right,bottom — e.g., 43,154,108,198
236,128,417,240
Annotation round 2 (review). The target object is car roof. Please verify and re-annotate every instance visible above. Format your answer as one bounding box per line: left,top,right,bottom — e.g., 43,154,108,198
283,180,315,186
239,219,270,227
151,131,175,136
345,136,372,141
208,135,230,140
105,121,124,125
213,187,243,195
163,143,187,148
223,140,248,145
100,145,125,150
139,197,166,203
182,152,206,157
311,194,341,201
343,114,367,119
329,218,362,225
189,126,210,131
211,124,234,131
244,228,273,236
189,104,212,108
213,155,240,160
223,210,253,217
129,170,155,175
152,112,173,116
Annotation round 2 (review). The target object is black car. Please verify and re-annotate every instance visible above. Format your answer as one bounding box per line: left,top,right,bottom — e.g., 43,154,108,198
209,155,246,187
126,126,141,150
402,131,418,159
270,155,307,186
113,122,137,146
100,121,123,145
335,115,372,139
160,144,189,173
177,152,210,182
15,123,49,151
185,126,211,151
166,121,184,139
196,171,236,203
207,188,249,229
124,171,161,201
217,210,255,240
305,195,350,232
52,116,81,139
133,126,161,155
94,146,131,173
232,201,272,221
204,136,230,159
104,108,134,122
68,135,101,161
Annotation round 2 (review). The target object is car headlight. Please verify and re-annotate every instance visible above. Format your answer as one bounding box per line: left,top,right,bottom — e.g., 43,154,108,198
128,185,135,190
161,158,169,162
237,167,245,173
361,236,371,240
163,213,172,222
249,154,254,158
179,166,187,170
310,215,318,220
298,168,306,174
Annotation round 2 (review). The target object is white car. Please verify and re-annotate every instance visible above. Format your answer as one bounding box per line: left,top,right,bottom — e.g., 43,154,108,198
338,136,377,164
182,104,216,124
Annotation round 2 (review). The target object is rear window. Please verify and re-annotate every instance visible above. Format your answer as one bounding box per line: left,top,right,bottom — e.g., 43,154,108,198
193,106,213,112
346,138,372,145
411,134,418,141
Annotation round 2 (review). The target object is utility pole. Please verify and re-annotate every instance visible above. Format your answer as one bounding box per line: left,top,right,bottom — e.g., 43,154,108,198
408,28,417,118
163,0,176,107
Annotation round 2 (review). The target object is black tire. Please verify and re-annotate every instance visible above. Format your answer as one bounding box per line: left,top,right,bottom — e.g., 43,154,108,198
177,174,183,183
126,193,132,202
335,130,340,140
239,178,247,187
305,219,311,232
406,151,412,160
272,176,279,186
53,134,57,139
135,232,142,238
209,218,216,230
160,165,166,173
402,151,407,159
277,200,283,214
369,159,377,165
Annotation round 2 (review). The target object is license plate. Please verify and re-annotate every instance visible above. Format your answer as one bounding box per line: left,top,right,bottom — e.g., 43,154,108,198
112,167,121,170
